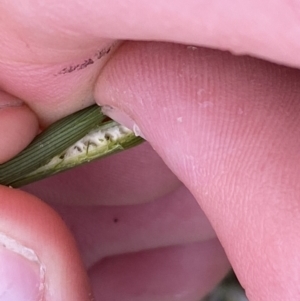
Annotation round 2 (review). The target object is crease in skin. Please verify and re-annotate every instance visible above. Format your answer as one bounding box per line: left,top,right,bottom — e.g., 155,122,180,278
0,91,23,109
0,100,23,109
0,232,46,299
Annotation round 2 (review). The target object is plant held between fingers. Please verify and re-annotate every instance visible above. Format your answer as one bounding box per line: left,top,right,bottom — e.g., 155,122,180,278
0,104,144,188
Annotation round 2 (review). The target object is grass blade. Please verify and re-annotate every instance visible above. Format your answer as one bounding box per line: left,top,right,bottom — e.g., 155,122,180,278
0,105,106,186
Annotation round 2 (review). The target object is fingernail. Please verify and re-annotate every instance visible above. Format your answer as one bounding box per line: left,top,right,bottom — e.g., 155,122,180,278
101,105,146,139
0,233,45,301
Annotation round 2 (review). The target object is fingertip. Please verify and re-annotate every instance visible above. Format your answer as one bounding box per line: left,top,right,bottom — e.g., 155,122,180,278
0,186,93,301
95,41,300,300
90,239,230,301
0,92,39,163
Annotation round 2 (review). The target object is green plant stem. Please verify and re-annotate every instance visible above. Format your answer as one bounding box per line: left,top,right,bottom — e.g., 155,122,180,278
0,105,144,188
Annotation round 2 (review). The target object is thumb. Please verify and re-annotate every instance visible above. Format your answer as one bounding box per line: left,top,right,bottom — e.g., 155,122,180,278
95,41,300,300
0,186,93,301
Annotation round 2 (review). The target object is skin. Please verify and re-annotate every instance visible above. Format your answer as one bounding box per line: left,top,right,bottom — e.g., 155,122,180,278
1,1,300,300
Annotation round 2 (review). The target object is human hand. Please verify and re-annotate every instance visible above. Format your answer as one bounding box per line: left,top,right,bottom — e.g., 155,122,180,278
1,1,300,300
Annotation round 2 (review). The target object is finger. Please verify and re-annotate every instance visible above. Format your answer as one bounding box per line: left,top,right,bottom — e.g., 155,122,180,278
89,240,229,301
0,41,117,125
23,142,181,206
1,0,300,69
0,186,93,301
0,91,38,163
95,41,300,300
53,185,216,268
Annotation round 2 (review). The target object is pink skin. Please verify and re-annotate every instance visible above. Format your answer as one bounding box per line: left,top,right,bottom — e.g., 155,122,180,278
1,1,300,300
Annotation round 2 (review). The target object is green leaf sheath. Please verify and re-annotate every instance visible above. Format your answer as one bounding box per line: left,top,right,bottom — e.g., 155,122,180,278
0,105,105,186
9,121,143,188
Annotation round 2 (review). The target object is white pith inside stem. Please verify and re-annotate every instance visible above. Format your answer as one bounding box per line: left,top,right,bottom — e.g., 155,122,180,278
30,122,134,175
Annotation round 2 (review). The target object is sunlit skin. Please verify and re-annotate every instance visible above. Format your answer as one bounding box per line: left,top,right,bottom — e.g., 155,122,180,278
1,1,300,300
